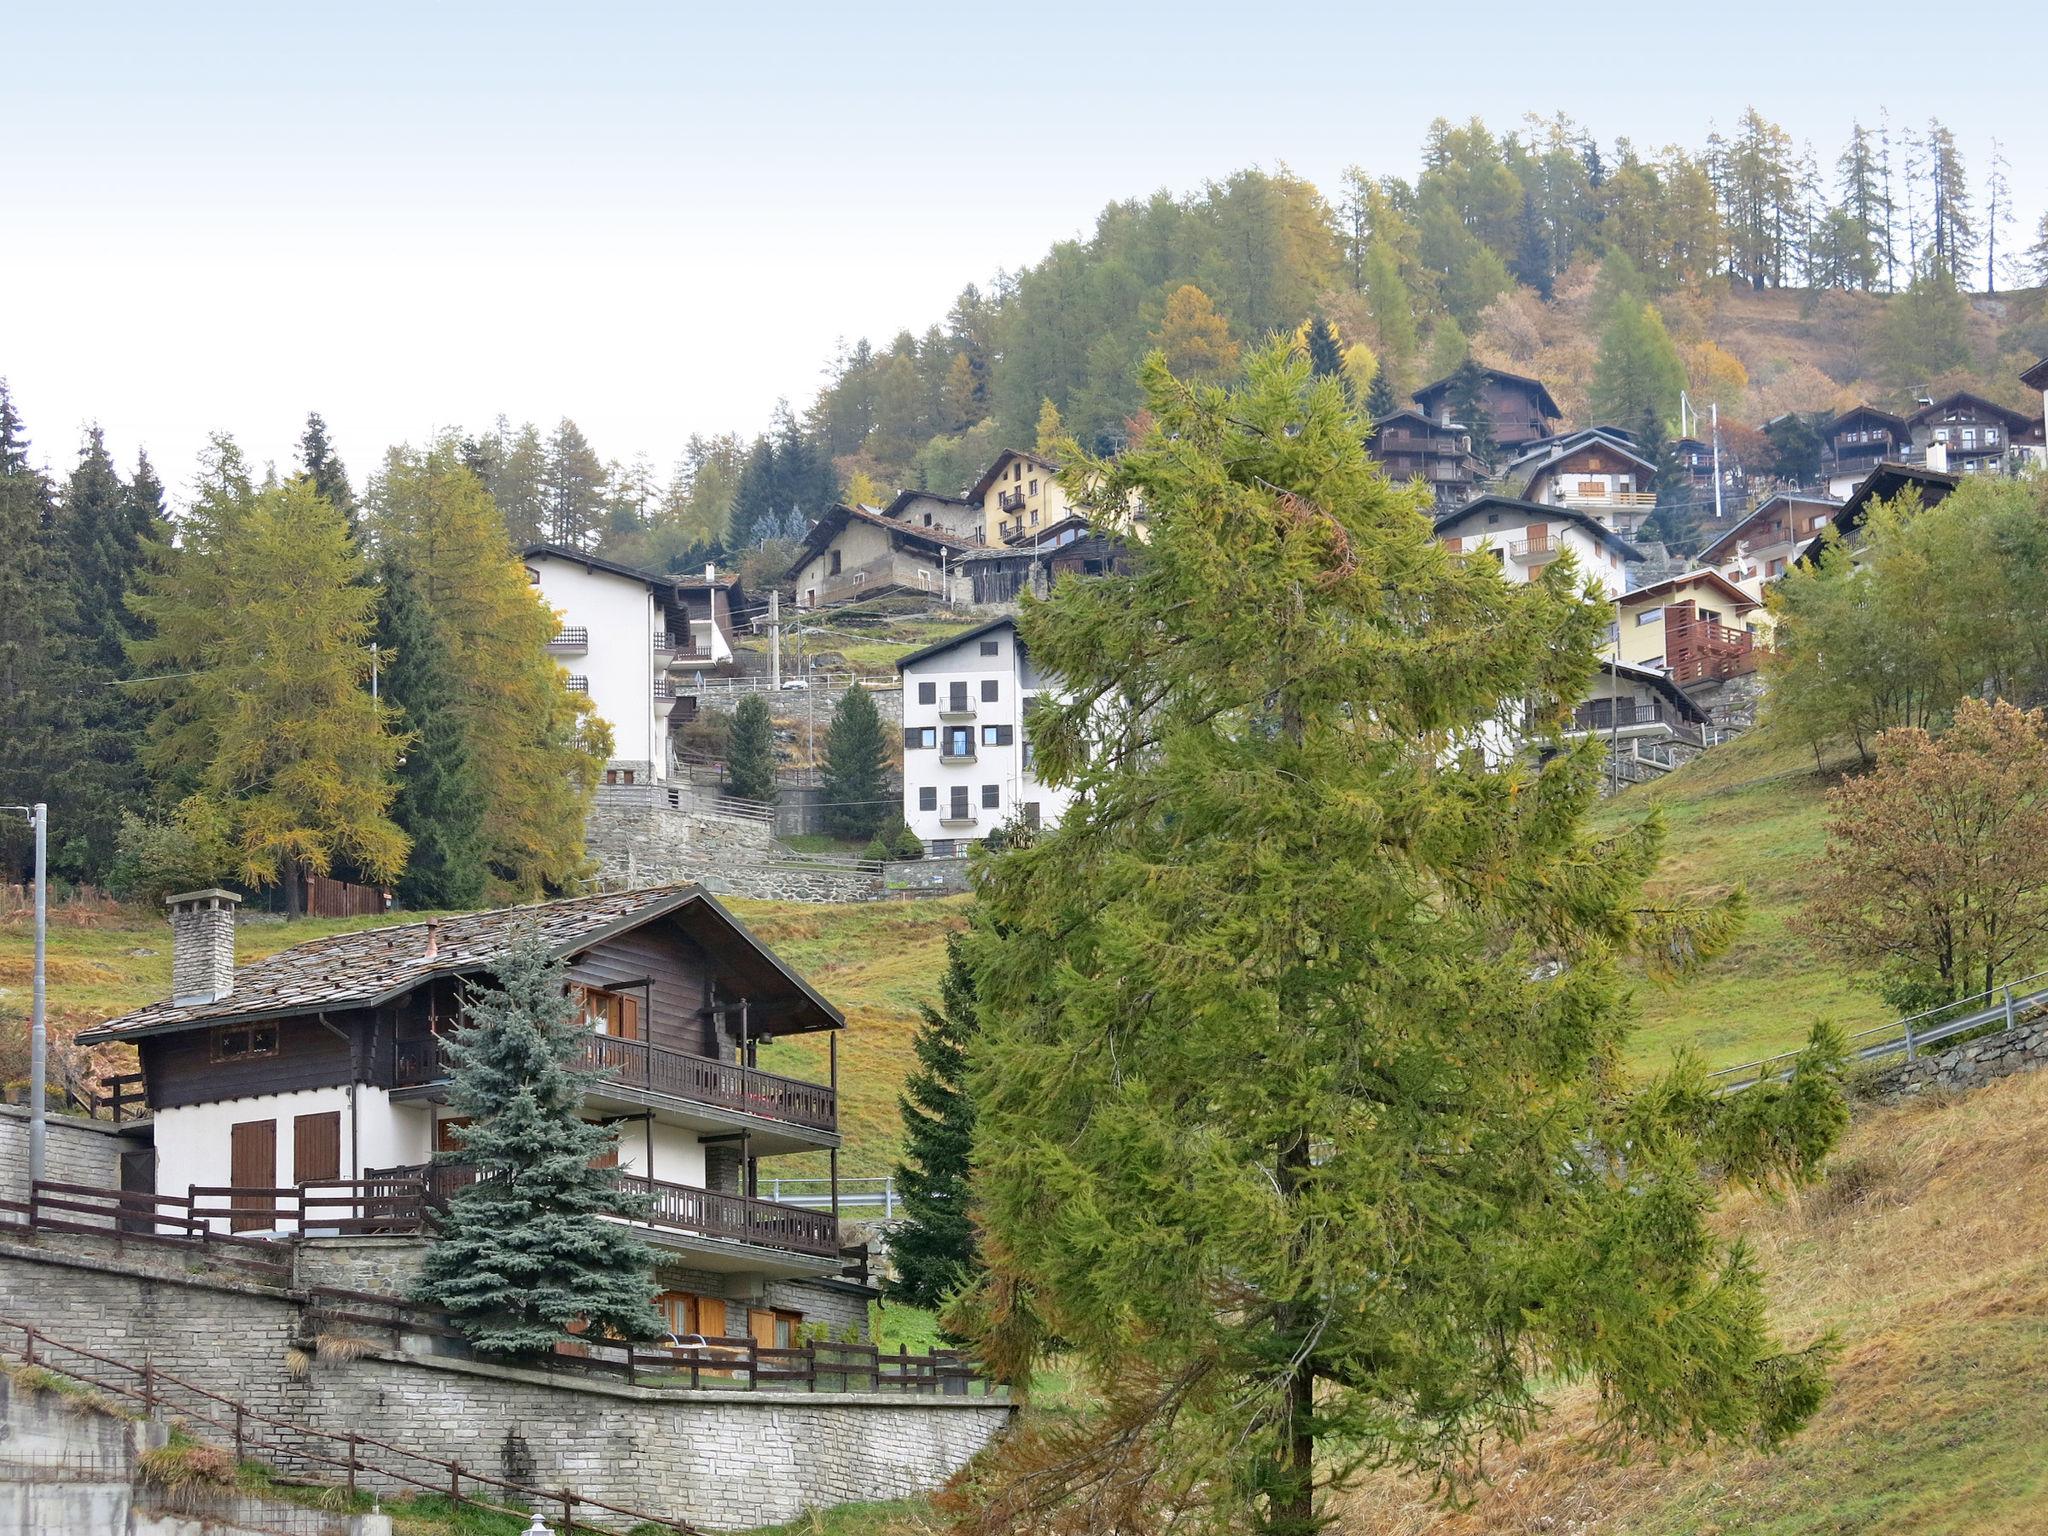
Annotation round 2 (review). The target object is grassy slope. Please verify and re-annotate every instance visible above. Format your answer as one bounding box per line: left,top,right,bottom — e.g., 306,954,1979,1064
1594,725,1888,1076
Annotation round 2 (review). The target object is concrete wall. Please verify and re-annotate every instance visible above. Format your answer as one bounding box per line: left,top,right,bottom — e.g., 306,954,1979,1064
0,1105,125,1199
0,1235,1008,1531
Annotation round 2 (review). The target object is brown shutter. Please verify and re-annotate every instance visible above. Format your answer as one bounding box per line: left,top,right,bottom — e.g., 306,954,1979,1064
696,1297,727,1339
619,994,642,1042
748,1308,777,1349
293,1111,342,1183
229,1119,276,1231
436,1115,472,1152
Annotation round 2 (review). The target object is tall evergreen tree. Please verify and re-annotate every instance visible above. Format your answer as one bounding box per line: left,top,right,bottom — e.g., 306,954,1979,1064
0,384,68,882
1510,189,1554,298
1922,120,1975,284
1364,363,1399,425
298,412,357,529
545,419,606,547
1442,356,1497,468
377,561,487,910
411,937,666,1355
725,693,778,803
887,932,981,1313
1590,299,1686,431
820,686,890,841
1301,315,1348,400
954,343,1843,1535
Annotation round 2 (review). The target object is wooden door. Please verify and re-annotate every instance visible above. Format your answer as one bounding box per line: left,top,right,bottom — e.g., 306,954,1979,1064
229,1119,276,1231
436,1115,472,1152
293,1111,342,1184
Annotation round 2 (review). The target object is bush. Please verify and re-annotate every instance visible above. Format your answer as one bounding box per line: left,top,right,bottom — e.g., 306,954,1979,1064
105,804,231,905
891,823,924,860
864,832,894,862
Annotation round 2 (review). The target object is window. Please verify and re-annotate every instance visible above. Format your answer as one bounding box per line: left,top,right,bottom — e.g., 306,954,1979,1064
1635,607,1664,627
577,985,642,1040
524,566,540,585
1029,478,1039,494
980,679,998,703
982,784,1000,809
1962,428,1978,449
918,786,937,811
1767,557,1786,577
212,1023,280,1063
605,769,618,785
1935,427,1951,443
944,726,974,757
1022,737,1036,770
950,786,971,821
979,639,999,656
621,769,634,785
1986,428,2001,446
1024,802,1042,829
981,724,1013,747
917,681,936,705
903,726,937,750
828,550,842,575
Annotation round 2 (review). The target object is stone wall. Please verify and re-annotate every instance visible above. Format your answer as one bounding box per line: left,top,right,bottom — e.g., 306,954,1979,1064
1857,1014,2048,1104
585,790,885,902
0,1235,1009,1531
0,1106,125,1198
886,856,971,897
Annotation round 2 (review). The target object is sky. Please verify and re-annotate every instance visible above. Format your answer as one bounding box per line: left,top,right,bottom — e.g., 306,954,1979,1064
4,1,2043,504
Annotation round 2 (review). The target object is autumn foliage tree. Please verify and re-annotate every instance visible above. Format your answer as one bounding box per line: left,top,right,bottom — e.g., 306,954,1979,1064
1150,285,1239,385
1801,699,2048,1013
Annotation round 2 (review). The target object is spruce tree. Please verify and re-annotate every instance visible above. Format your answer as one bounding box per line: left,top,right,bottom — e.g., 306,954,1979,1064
821,686,891,841
1511,189,1554,298
887,932,981,1313
725,693,778,803
1302,316,1348,400
0,384,68,882
1443,356,1497,468
1364,363,1399,425
411,937,666,1355
298,412,357,530
377,561,487,910
955,343,1845,1535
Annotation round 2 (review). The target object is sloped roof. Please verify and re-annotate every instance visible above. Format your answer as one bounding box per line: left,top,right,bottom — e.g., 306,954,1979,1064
1823,403,1908,436
2022,357,2048,393
1596,660,1711,725
1794,462,1959,566
1616,568,1759,614
1906,390,2038,432
1514,433,1658,489
78,886,843,1043
877,488,974,520
1696,492,1840,564
785,502,986,580
1434,495,1645,562
966,449,1058,504
893,616,1018,672
1412,367,1562,420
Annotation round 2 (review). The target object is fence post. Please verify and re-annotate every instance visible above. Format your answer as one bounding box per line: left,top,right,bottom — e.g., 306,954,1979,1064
1904,1015,1916,1062
140,1359,155,1415
22,1325,34,1366
449,1460,462,1506
346,1433,357,1500
884,1178,895,1221
2005,986,2017,1031
563,1489,577,1533
234,1403,245,1461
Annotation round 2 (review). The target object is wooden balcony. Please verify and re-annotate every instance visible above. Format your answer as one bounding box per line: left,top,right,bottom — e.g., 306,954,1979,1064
1510,537,1561,564
394,1032,836,1133
1666,619,1760,685
1558,490,1655,509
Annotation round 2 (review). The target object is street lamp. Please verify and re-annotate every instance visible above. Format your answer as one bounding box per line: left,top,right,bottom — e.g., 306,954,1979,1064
2,804,46,1193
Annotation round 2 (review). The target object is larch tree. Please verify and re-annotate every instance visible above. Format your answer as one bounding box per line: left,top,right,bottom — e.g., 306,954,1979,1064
1151,285,1240,386
545,418,606,547
376,560,487,910
1590,298,1686,431
725,693,778,804
887,931,983,1314
1361,239,1418,395
949,343,1844,1536
366,439,609,897
412,936,667,1355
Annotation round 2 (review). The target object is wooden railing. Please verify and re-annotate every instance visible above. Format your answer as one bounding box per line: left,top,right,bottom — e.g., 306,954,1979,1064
0,1316,699,1533
565,1332,993,1395
1666,617,1760,684
395,1031,837,1132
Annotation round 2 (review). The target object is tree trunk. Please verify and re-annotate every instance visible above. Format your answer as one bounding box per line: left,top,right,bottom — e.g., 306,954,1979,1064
284,860,304,920
1268,1128,1317,1536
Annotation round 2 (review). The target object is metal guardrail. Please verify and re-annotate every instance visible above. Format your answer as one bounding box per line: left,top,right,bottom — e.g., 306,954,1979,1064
1709,968,2048,1094
762,1175,900,1217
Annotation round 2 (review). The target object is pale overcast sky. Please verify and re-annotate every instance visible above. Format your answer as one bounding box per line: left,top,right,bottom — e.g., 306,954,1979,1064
4,1,2040,502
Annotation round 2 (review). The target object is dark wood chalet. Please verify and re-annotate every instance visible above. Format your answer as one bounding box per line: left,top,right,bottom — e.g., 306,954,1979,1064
79,886,873,1339
1411,367,1563,451
1820,405,1909,485
1366,408,1484,506
1906,392,2042,477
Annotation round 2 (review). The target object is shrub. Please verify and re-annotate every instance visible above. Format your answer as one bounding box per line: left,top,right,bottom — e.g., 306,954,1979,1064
890,823,924,860
864,833,894,863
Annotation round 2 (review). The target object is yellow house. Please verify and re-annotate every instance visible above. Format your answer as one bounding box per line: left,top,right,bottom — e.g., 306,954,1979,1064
969,450,1082,546
1611,569,1767,680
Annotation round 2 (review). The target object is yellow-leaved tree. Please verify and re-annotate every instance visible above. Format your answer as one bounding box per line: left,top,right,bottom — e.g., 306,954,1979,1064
368,439,609,898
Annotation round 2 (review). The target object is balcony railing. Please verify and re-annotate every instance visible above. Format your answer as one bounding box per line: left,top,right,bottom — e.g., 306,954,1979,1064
1510,537,1561,563
394,1032,836,1132
998,488,1027,512
655,633,711,660
564,675,590,693
547,627,589,651
1557,489,1656,508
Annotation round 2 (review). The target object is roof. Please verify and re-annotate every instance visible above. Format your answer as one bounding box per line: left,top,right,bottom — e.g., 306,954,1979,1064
784,502,986,581
522,544,741,598
1696,492,1841,564
1595,660,1711,726
1824,403,1908,435
77,885,844,1044
1907,390,2038,431
966,449,1057,504
877,488,974,520
1411,367,1563,420
1616,568,1759,614
1434,495,1645,562
1794,462,1959,566
2022,357,2048,393
893,616,1017,673
1368,407,1472,440
1518,433,1658,482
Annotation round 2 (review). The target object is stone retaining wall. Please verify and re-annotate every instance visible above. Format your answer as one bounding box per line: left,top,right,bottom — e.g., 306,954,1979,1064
0,1235,1008,1531
0,1106,125,1197
1858,1014,2048,1104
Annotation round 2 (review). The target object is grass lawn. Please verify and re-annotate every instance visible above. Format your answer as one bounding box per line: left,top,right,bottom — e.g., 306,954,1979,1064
1593,724,1889,1076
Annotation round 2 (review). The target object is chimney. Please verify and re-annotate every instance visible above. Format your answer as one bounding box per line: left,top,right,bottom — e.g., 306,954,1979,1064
167,889,242,1006
704,561,717,583
1925,440,1948,473
423,918,441,961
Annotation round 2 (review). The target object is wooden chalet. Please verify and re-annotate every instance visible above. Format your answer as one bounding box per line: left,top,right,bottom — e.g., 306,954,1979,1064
1906,391,2043,477
1366,408,1484,506
1795,461,1958,567
1411,367,1562,451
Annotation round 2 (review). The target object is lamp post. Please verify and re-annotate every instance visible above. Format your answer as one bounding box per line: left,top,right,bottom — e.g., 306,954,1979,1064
4,804,47,1193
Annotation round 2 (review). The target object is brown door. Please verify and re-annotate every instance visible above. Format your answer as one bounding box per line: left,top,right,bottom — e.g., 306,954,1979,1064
229,1119,276,1232
436,1115,472,1152
293,1111,342,1185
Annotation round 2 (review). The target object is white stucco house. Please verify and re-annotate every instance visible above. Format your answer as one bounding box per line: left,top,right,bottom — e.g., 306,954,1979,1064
522,544,746,784
894,617,1074,857
1433,495,1642,601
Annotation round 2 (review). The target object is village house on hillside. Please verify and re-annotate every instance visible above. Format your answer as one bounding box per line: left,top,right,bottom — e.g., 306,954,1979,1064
1819,405,1911,498
787,502,979,610
969,449,1080,546
1507,429,1660,535
1434,494,1641,600
895,617,1074,855
523,544,745,786
2024,356,2048,422
1796,461,1959,566
77,885,871,1345
1555,660,1715,789
1612,569,1765,684
1906,391,2045,478
1411,367,1562,452
1366,408,1485,507
1698,491,1840,600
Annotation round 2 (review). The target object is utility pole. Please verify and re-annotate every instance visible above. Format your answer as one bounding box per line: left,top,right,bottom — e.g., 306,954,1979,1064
4,805,48,1193
1710,402,1725,522
767,590,781,690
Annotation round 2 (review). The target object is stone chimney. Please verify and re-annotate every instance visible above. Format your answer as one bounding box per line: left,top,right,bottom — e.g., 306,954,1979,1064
167,888,242,1006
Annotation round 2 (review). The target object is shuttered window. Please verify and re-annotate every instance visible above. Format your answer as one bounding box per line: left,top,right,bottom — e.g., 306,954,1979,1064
293,1111,342,1183
229,1119,276,1231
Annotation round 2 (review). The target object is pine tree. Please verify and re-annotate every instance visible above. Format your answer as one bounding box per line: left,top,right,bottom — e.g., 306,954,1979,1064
411,937,666,1355
955,342,1843,1534
298,412,356,529
1443,356,1496,468
725,694,778,803
377,561,487,910
1510,189,1554,298
886,932,981,1313
820,686,890,841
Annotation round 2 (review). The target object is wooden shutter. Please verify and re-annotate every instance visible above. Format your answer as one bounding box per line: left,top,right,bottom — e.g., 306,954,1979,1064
748,1308,777,1349
618,994,642,1042
436,1115,472,1152
696,1296,727,1339
293,1111,342,1184
229,1119,276,1231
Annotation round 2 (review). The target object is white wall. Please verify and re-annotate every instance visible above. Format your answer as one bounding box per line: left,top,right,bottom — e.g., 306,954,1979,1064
529,555,664,778
899,625,1076,850
611,1117,708,1187
1440,512,1629,600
